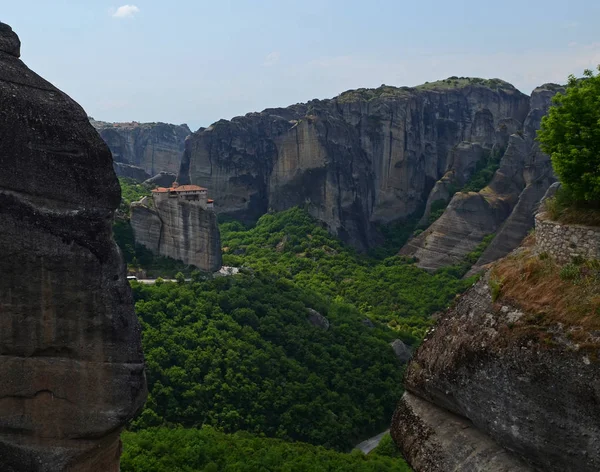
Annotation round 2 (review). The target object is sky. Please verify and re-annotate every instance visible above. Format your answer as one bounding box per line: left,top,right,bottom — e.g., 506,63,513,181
3,1,600,130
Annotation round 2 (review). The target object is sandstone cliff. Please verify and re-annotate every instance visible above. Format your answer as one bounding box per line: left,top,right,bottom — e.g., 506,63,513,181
401,84,564,270
130,196,222,272
92,119,190,179
179,78,534,250
0,23,146,471
391,230,600,471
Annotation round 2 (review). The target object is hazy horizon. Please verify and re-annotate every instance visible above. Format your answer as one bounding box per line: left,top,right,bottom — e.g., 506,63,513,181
4,0,599,130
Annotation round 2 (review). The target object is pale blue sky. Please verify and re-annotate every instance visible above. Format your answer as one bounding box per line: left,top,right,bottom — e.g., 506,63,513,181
3,1,599,130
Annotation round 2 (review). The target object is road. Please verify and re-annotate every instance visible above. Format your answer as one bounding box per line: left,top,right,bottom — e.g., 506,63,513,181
135,278,182,284
354,429,389,454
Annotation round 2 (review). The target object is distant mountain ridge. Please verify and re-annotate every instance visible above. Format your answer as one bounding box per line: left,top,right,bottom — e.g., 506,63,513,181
91,119,190,180
178,77,560,262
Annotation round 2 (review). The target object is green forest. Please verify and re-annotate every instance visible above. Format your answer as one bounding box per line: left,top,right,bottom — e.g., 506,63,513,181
115,179,485,470
129,273,404,450
122,427,411,472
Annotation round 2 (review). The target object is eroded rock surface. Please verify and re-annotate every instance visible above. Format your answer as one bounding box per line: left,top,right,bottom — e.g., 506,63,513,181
392,274,600,471
402,84,564,270
179,79,531,250
92,119,190,178
0,23,146,471
393,392,531,471
130,196,222,272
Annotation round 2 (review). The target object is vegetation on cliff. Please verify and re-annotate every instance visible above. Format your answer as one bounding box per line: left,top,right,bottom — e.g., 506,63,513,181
336,77,516,104
119,177,152,212
491,241,600,344
538,66,600,204
121,427,411,472
538,66,600,227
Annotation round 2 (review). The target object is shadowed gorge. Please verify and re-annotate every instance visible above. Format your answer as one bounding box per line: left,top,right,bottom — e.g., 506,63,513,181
0,22,146,471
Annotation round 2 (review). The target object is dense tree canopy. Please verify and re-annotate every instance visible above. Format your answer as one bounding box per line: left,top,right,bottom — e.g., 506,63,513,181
131,274,405,450
121,427,411,472
220,208,478,341
115,180,482,468
538,67,600,202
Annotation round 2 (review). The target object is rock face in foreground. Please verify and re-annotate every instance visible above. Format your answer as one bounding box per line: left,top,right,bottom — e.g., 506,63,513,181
392,267,600,471
0,23,146,471
179,79,531,250
131,196,222,272
400,84,564,270
92,119,190,178
393,392,531,471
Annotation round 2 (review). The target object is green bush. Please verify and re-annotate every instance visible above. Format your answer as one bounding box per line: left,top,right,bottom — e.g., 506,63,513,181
538,66,600,203
559,263,580,281
543,187,600,226
461,148,504,193
371,432,402,458
490,277,503,302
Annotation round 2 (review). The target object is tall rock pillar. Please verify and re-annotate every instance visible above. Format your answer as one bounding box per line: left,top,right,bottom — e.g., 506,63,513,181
0,22,147,471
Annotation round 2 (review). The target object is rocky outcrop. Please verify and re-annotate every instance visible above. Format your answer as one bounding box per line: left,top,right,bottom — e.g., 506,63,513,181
306,308,330,330
393,392,531,471
114,162,151,181
402,84,564,270
130,196,222,272
0,23,146,471
92,119,190,178
391,270,600,471
144,171,178,187
390,339,412,363
179,79,531,250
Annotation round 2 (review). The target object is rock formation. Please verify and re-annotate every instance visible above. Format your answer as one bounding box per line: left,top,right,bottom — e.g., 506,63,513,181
144,171,178,187
179,78,538,250
0,22,146,471
390,339,412,363
130,191,222,272
391,229,600,471
92,119,190,179
401,84,564,271
114,161,152,181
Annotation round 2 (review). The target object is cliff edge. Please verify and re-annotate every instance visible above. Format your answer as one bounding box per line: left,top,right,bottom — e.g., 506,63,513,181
391,213,600,471
0,23,147,471
130,191,222,272
179,78,531,250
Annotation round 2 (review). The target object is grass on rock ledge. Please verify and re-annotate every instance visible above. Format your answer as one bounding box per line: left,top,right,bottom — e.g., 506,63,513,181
491,238,600,347
544,187,600,227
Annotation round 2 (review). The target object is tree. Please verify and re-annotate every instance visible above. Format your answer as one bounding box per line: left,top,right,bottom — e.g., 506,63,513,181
175,272,186,284
538,66,600,203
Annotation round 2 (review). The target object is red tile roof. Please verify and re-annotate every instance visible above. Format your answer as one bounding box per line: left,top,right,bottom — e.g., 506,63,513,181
152,184,208,193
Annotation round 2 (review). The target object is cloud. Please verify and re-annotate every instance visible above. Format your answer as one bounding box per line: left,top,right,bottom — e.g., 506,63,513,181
112,5,140,18
561,21,579,30
264,51,280,67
